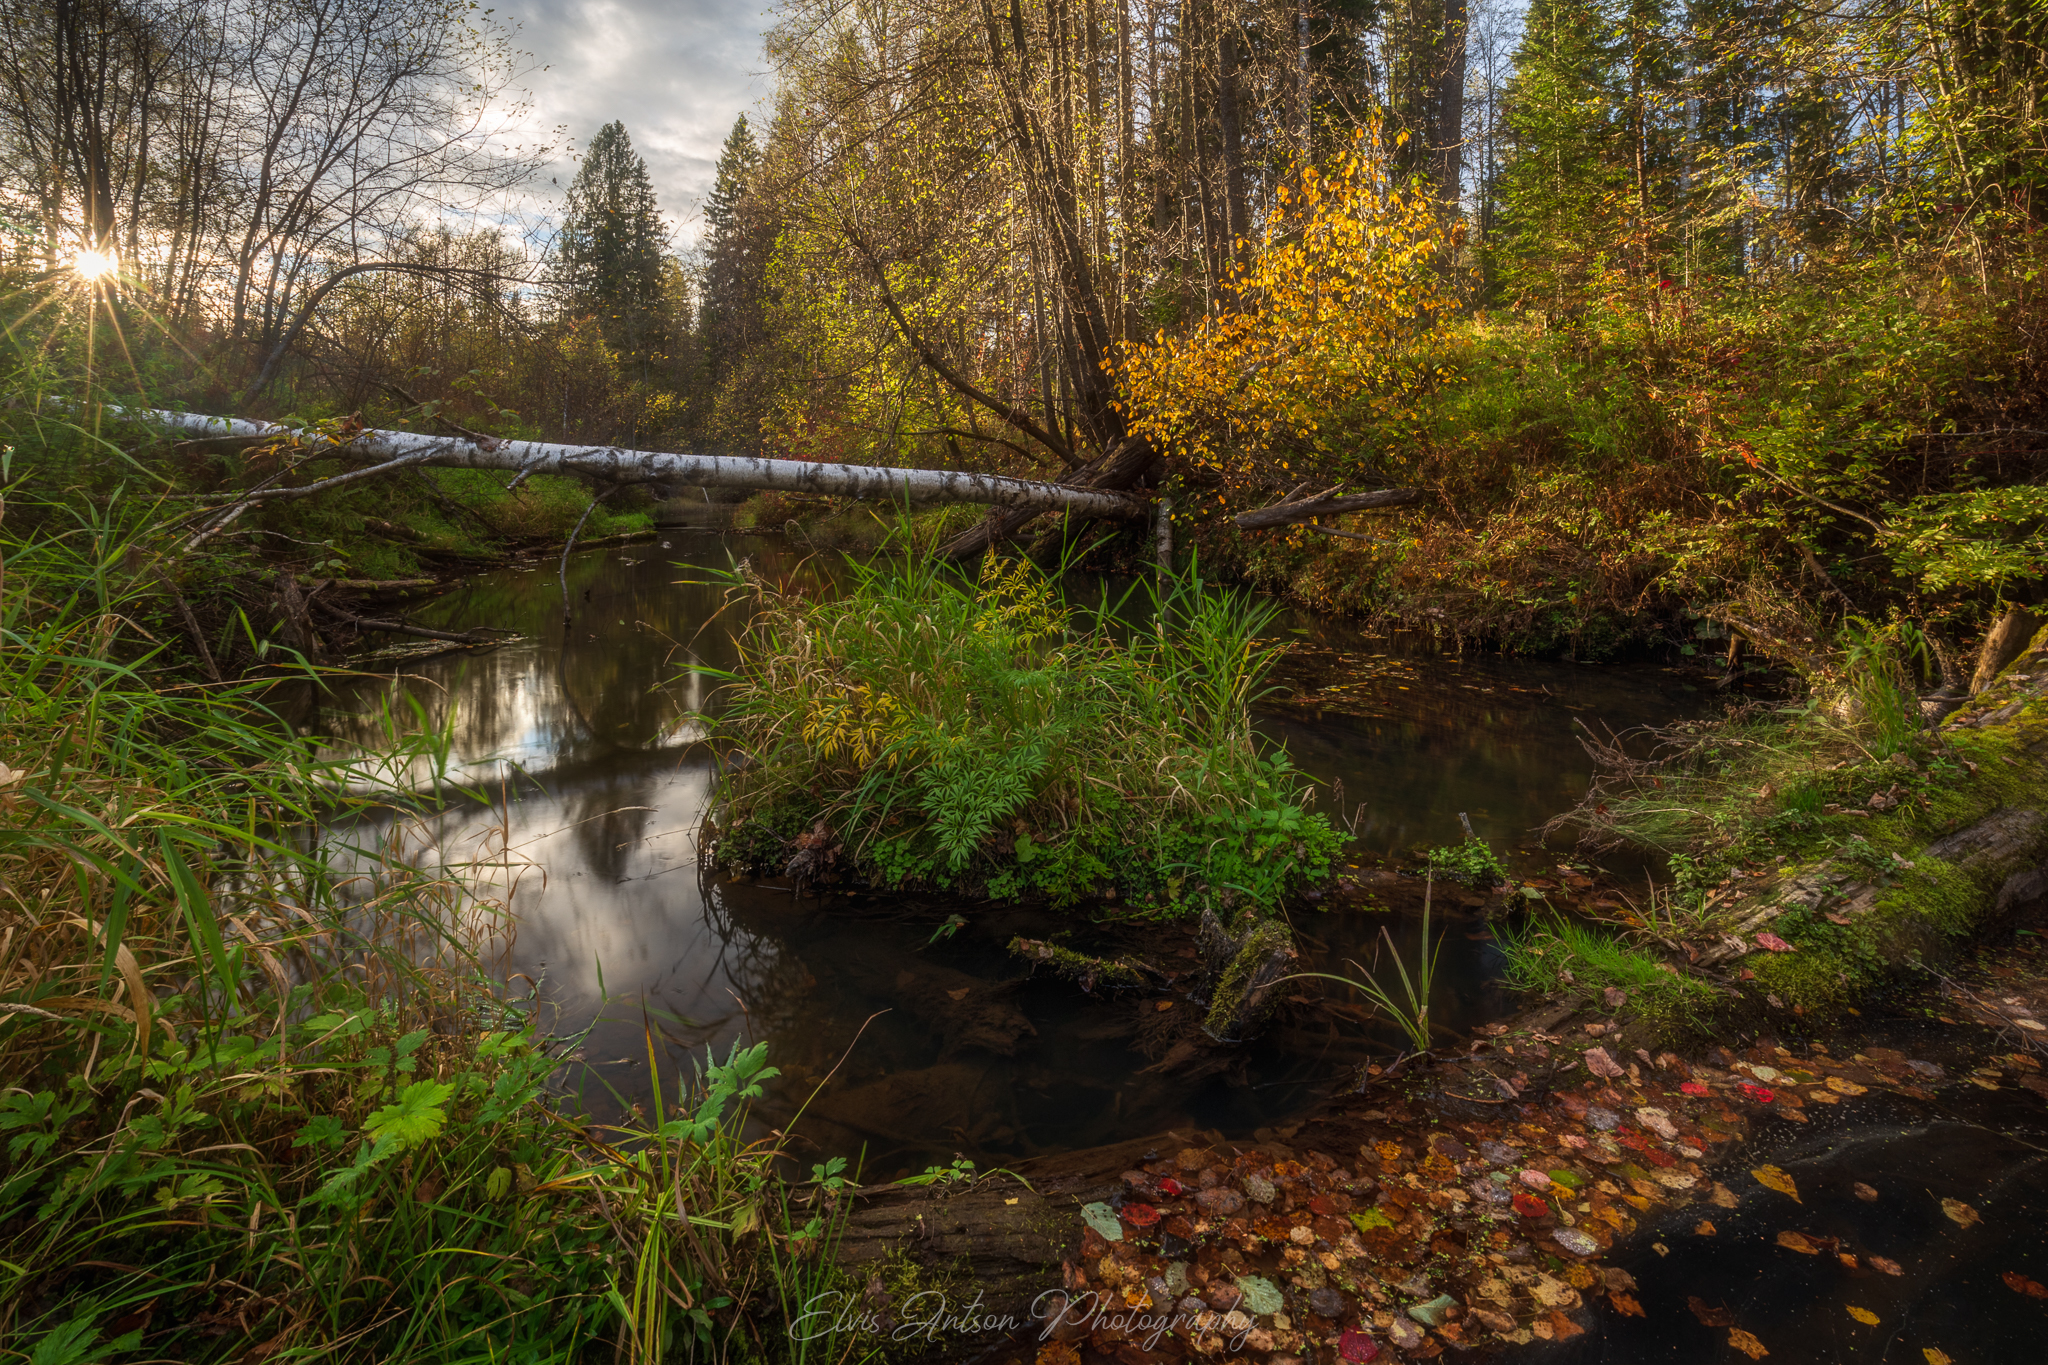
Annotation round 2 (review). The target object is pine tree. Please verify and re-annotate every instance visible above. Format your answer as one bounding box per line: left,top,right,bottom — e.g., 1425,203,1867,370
554,121,669,362
698,113,775,453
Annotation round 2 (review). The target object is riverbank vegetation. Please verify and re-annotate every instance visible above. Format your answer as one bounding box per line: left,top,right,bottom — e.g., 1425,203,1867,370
0,450,865,1361
709,551,1346,913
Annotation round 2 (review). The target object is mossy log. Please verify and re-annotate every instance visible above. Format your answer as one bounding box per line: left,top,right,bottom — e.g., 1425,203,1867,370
1199,910,1297,1041
1005,937,1149,991
1685,625,2048,1012
832,1130,1224,1324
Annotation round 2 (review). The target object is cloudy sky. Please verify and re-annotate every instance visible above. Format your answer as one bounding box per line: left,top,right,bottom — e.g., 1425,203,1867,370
497,0,776,246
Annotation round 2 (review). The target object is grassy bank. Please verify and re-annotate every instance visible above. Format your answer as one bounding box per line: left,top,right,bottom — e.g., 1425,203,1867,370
1490,614,2048,1039
707,549,1346,916
0,415,862,1363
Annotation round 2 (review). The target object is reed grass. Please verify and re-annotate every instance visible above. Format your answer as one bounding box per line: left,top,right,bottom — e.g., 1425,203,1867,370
1279,878,1443,1053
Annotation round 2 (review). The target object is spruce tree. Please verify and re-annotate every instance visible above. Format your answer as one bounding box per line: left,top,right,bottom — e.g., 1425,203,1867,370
554,121,669,361
699,114,765,382
698,113,776,453
1494,0,1627,308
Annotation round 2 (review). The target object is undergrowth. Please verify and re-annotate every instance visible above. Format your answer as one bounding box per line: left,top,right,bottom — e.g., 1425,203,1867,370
1493,913,1722,1031
705,547,1346,916
0,419,867,1363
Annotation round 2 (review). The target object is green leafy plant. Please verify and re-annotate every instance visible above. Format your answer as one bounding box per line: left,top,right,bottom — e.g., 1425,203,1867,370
1425,835,1509,886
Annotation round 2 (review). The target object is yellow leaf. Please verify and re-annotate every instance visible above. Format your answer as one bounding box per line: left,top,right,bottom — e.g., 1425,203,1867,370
1942,1198,1980,1227
1730,1328,1769,1358
1847,1306,1879,1326
1924,1351,1953,1365
1752,1166,1800,1202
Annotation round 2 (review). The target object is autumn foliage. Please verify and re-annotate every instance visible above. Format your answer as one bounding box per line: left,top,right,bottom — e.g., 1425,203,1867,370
1117,128,1462,502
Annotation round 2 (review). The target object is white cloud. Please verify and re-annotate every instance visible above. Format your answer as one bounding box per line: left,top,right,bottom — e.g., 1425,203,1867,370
494,0,774,246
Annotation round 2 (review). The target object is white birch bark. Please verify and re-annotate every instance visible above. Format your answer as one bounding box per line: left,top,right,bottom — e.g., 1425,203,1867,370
136,408,1150,519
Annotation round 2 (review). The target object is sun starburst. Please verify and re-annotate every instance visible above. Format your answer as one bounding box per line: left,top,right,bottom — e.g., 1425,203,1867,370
72,249,117,281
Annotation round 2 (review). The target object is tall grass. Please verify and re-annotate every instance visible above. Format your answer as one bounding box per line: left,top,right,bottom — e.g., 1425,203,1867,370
0,418,862,1362
706,546,1346,915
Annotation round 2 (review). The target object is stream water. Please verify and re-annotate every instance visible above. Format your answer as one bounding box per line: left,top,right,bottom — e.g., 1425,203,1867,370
318,532,1706,1178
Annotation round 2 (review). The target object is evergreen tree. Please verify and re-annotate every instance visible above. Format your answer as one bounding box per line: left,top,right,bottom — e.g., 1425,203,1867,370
698,113,774,453
554,121,669,362
1494,0,1628,307
700,115,765,374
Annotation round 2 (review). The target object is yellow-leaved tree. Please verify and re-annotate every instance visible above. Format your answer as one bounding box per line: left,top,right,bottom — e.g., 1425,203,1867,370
1117,126,1463,509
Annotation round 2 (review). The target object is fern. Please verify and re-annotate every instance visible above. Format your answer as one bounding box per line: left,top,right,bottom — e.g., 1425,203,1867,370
917,740,1047,871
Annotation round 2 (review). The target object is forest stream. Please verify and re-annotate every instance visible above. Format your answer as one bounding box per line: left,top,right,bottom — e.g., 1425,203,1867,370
318,532,1698,1172
316,535,2048,1363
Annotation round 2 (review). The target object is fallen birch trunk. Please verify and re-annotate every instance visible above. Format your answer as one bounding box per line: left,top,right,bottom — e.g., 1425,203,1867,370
131,408,1151,522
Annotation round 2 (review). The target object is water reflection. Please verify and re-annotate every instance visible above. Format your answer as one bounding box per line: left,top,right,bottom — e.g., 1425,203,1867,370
320,533,1698,1176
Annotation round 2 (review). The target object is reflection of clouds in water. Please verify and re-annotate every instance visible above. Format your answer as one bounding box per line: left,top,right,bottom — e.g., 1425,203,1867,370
320,641,710,792
333,754,775,1087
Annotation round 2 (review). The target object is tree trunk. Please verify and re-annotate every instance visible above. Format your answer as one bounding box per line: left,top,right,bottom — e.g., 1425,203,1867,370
128,408,1149,520
1971,605,2043,694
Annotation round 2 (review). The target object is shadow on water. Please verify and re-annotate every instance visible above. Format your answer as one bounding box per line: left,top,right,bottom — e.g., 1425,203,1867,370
318,532,1706,1177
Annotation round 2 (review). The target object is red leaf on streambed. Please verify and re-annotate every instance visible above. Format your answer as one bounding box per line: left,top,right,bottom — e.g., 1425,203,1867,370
2003,1271,2048,1299
1339,1328,1380,1361
1156,1177,1186,1196
1681,1081,1711,1097
1740,1083,1777,1104
1513,1190,1552,1218
1122,1203,1161,1229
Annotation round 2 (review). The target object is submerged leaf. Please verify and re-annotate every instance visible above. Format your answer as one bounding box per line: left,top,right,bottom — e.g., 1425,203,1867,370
1847,1306,1879,1326
1776,1230,1820,1255
1688,1297,1735,1327
1080,1202,1124,1241
2003,1271,2048,1299
1235,1275,1284,1315
1942,1197,1981,1228
1869,1256,1904,1276
1751,1165,1800,1202
1729,1328,1770,1358
1584,1047,1624,1078
1338,1329,1379,1362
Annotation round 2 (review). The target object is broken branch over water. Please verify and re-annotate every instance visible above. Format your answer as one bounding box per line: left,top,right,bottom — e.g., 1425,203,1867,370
130,408,1151,520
